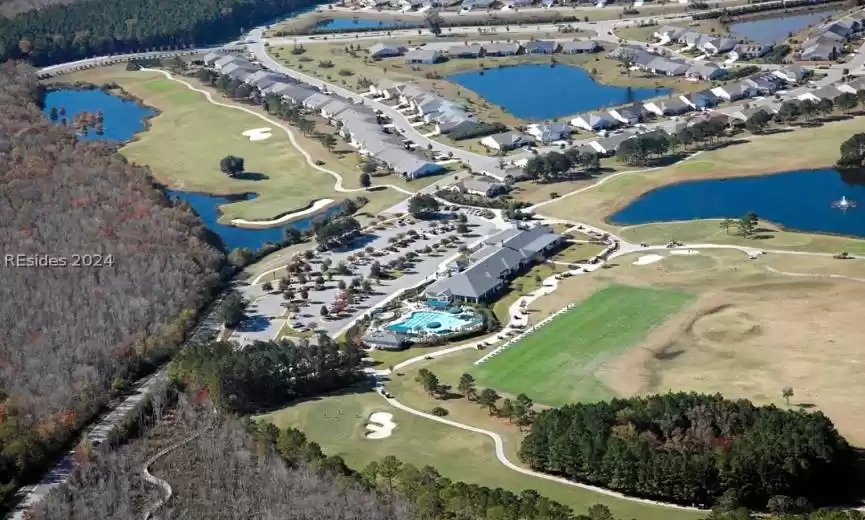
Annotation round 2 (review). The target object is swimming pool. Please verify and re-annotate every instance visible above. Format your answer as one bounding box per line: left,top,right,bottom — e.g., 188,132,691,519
386,310,480,334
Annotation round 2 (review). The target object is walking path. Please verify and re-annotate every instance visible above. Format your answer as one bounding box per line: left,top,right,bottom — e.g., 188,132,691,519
141,427,212,520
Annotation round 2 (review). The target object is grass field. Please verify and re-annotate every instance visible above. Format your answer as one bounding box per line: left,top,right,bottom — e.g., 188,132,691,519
258,387,703,520
474,285,694,405
49,67,407,222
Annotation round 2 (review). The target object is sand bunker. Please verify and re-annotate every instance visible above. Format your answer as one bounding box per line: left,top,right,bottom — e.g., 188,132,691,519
365,412,396,439
231,199,335,228
670,249,700,256
634,254,664,266
242,127,273,141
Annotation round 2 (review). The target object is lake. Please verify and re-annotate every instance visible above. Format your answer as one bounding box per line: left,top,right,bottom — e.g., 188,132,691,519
313,17,421,32
45,88,338,251
43,89,157,142
448,64,670,120
609,169,865,238
728,10,837,45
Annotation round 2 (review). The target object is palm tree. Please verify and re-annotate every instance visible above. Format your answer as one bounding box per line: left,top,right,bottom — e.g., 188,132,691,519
720,217,735,234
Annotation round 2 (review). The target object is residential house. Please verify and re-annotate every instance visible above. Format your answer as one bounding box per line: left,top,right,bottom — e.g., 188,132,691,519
541,0,555,7
570,111,620,131
320,99,353,118
645,57,690,76
504,0,533,7
681,90,719,110
447,44,483,58
711,81,757,101
281,85,317,105
462,0,496,9
369,79,406,99
203,52,225,67
654,118,689,136
798,84,846,103
425,225,564,303
401,0,427,9
643,97,691,116
559,40,601,54
653,25,687,43
588,132,636,155
479,131,535,151
213,55,253,72
685,62,727,81
839,76,865,93
772,65,809,84
221,63,257,81
397,84,429,105
376,147,445,179
741,74,781,94
607,104,648,125
526,121,572,143
524,40,558,54
245,70,285,91
404,49,444,64
729,43,772,61
482,42,520,56
363,0,392,6
449,176,508,197
368,42,408,58
701,37,737,55
302,92,334,111
801,38,841,61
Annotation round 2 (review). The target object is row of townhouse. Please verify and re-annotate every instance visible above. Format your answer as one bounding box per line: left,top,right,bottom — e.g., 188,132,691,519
547,70,865,158
652,26,778,62
489,64,810,152
204,53,447,180
361,0,604,12
612,46,729,80
369,39,602,62
800,11,865,61
368,80,487,136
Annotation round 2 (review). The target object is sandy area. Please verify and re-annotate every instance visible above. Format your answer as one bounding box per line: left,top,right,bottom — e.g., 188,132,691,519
365,411,396,439
242,127,273,141
633,254,664,266
231,198,336,228
670,249,700,256
600,282,865,444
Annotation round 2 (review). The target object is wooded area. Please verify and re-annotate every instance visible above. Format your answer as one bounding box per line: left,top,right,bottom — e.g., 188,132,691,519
0,0,321,65
519,392,855,509
170,337,366,414
0,62,223,508
35,395,575,519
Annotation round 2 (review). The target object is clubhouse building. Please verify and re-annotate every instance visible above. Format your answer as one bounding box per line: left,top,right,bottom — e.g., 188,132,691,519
426,225,563,304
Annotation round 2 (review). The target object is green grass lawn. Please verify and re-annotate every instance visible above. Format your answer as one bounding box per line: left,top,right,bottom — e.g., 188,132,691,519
474,285,694,405
49,67,408,223
257,387,703,520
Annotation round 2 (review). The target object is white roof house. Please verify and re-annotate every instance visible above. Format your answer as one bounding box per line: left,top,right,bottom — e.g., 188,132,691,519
480,131,534,150
369,43,408,58
526,122,572,143
570,112,620,131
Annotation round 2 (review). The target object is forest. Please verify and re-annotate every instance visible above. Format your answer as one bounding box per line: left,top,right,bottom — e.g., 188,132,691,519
170,337,366,414
0,62,223,508
0,0,322,65
35,395,575,519
519,392,855,509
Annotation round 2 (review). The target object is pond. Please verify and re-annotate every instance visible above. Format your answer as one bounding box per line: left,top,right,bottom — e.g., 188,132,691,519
312,17,421,32
45,88,340,251
166,191,344,251
609,169,865,238
448,64,670,120
728,10,837,45
43,88,157,142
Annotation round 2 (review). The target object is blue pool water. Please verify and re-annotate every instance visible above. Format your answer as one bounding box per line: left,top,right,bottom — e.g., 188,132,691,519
386,310,478,334
448,64,670,120
728,10,837,45
313,18,421,32
43,89,157,142
44,88,342,252
609,168,865,238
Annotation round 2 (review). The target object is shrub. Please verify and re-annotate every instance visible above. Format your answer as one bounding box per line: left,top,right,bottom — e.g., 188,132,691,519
431,407,449,417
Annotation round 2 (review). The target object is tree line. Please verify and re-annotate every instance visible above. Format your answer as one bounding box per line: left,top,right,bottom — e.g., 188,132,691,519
523,148,600,183
170,336,365,414
519,392,855,509
0,62,223,510
0,0,325,66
